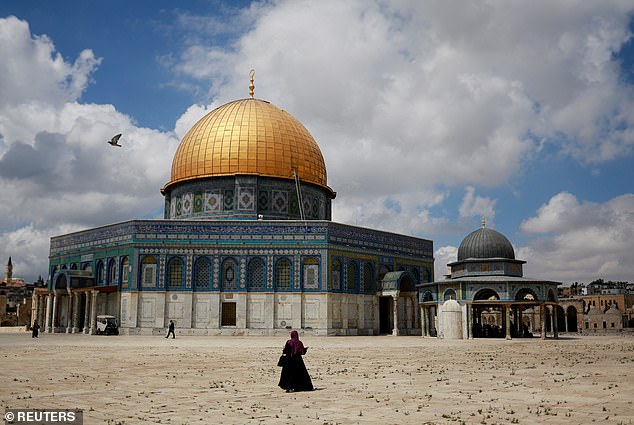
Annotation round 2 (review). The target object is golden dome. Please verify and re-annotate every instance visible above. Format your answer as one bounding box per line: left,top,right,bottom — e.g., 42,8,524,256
163,98,331,194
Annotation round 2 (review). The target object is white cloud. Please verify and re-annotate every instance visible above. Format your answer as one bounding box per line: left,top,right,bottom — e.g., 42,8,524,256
433,246,458,282
519,193,634,282
0,16,100,110
169,0,634,221
458,186,496,224
0,17,179,282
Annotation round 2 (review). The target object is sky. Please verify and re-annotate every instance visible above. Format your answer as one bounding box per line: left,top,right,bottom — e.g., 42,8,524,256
1,1,633,285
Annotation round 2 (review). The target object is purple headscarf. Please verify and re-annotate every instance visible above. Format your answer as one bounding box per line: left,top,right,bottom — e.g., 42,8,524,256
287,330,306,357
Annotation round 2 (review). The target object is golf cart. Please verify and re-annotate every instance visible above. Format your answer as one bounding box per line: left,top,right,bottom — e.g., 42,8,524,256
96,315,119,335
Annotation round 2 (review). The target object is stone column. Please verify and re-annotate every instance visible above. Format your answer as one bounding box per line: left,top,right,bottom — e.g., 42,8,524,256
540,303,546,340
564,309,569,333
413,296,420,331
391,295,399,336
72,292,80,333
37,295,44,326
89,290,98,335
51,293,59,333
549,306,554,338
467,304,473,339
66,289,73,333
45,294,53,333
83,293,91,334
31,294,39,327
421,305,428,337
505,304,511,340
553,305,559,339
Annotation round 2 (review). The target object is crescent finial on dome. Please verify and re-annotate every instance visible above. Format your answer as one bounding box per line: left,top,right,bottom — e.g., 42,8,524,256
249,69,255,98
481,216,486,228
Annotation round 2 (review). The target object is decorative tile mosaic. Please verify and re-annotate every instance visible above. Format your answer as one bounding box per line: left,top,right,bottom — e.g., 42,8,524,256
289,192,299,215
240,258,246,289
238,188,255,210
272,190,288,213
294,256,301,289
182,193,193,215
223,189,234,210
258,190,269,211
204,191,222,212
267,255,273,289
213,257,219,289
302,197,312,217
159,255,165,288
193,192,203,214
186,254,193,288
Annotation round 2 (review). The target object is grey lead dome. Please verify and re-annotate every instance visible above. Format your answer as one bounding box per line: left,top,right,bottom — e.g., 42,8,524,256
457,227,515,260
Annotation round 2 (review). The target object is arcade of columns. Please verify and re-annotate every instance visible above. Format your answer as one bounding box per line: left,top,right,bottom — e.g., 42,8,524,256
389,293,419,336
420,301,561,340
31,289,106,335
30,290,418,336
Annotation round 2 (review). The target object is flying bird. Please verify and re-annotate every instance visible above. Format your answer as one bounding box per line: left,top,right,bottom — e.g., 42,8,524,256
107,134,122,147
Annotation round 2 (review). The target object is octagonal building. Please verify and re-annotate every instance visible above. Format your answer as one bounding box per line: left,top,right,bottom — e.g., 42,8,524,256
39,85,434,336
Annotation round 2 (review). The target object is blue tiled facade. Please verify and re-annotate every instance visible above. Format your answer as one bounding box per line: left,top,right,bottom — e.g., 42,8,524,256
49,220,433,293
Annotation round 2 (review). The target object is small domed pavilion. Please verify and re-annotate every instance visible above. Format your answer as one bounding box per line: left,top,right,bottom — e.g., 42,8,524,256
418,218,560,339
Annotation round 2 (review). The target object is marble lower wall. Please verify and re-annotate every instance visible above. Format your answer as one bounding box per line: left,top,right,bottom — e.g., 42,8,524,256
117,291,383,336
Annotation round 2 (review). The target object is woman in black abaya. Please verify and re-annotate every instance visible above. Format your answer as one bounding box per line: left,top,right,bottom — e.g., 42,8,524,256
278,330,314,392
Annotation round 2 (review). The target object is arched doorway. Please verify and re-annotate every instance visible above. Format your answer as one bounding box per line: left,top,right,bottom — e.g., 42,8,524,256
472,288,504,338
566,305,578,332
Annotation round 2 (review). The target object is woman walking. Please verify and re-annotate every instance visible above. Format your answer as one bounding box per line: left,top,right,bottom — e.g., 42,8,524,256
278,330,314,392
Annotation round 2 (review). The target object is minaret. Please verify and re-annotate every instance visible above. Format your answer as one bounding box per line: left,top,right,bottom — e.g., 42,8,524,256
5,257,12,285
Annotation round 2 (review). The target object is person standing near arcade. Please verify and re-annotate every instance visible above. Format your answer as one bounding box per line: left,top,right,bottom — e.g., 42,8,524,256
31,320,40,338
166,320,175,339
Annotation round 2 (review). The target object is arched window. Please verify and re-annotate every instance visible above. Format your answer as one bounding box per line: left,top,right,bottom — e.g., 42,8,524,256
443,289,457,301
107,259,117,285
363,263,374,292
120,257,129,286
330,259,341,290
194,257,211,289
82,263,92,273
346,261,357,291
276,258,291,290
141,256,157,288
167,257,183,288
422,268,431,283
248,258,266,290
302,258,319,290
222,258,238,290
96,261,105,285
70,263,78,270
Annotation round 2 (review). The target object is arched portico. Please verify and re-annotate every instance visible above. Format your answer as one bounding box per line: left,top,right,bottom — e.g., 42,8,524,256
379,271,418,336
44,269,119,334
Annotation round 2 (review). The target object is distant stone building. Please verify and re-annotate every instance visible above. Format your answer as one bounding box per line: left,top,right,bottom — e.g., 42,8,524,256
0,257,39,327
558,281,634,332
